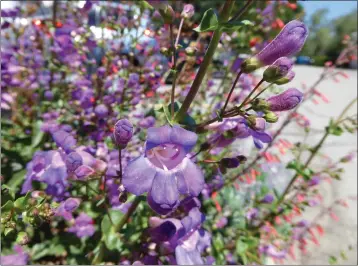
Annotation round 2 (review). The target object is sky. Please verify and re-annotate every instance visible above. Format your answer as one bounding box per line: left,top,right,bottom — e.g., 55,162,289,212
302,1,357,20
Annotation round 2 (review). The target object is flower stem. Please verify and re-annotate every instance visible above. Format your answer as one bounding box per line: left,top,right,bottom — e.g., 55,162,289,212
170,23,177,120
175,18,184,47
221,70,243,115
237,79,264,109
175,0,235,122
247,83,273,105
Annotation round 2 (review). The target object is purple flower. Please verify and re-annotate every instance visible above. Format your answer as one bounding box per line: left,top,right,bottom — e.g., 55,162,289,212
149,207,211,265
261,194,274,204
215,217,228,229
246,208,258,220
267,88,304,111
138,116,156,129
52,130,77,153
256,20,308,65
263,57,294,83
308,176,320,186
122,125,204,215
64,197,81,212
44,90,54,101
68,213,95,238
94,104,109,119
0,245,28,266
259,245,287,259
65,152,83,173
113,119,133,148
181,4,195,19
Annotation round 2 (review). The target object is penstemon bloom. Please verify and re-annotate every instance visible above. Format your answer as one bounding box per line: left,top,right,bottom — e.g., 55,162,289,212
122,125,204,215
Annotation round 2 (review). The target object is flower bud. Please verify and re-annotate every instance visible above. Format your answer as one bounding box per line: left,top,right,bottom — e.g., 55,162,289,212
254,117,266,131
252,98,270,111
94,104,109,119
220,158,240,168
185,47,196,56
261,194,274,204
241,57,262,73
181,4,195,19
308,176,320,187
267,88,304,111
256,20,308,65
246,115,257,128
158,5,175,24
113,119,133,148
274,70,295,85
263,57,293,83
264,111,278,123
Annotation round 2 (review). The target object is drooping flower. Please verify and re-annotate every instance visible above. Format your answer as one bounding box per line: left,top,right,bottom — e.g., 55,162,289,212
122,125,204,215
267,88,304,111
68,213,95,238
148,205,211,265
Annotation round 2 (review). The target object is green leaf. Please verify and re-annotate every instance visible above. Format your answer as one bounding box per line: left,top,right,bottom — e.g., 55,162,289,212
31,121,45,148
14,192,31,212
7,169,26,190
236,239,249,255
221,20,254,31
4,228,15,236
194,9,219,32
1,200,14,212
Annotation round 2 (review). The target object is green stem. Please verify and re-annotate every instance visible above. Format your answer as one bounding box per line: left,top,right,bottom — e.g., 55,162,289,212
175,0,235,122
221,71,243,115
114,196,142,232
170,23,177,120
237,79,264,109
247,83,273,104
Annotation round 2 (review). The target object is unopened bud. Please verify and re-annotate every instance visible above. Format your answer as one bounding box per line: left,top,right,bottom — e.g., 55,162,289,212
264,112,278,123
263,57,293,83
246,115,257,128
119,191,128,203
241,57,262,73
113,119,133,148
16,232,29,245
274,70,295,85
181,4,195,19
185,47,196,56
220,158,240,169
159,5,175,24
252,98,270,111
160,47,170,56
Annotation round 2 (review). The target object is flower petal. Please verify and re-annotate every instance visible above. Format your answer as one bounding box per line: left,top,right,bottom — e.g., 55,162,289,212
170,125,197,153
181,158,205,197
175,245,204,265
146,125,172,151
122,156,156,196
147,192,178,215
151,171,179,206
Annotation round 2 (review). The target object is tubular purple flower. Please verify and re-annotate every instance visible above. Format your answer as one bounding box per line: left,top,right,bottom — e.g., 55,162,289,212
181,4,195,19
256,20,309,65
139,116,156,129
52,130,77,153
122,125,204,215
263,57,294,83
64,198,81,212
65,152,83,173
267,88,304,111
113,119,133,148
261,194,274,204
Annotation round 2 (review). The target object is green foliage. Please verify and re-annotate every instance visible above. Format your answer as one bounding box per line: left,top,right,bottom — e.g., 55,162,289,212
194,9,219,32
